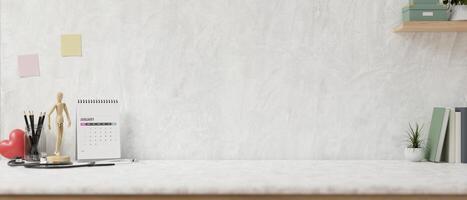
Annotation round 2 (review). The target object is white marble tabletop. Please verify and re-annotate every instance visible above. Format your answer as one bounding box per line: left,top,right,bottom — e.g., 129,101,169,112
0,160,467,195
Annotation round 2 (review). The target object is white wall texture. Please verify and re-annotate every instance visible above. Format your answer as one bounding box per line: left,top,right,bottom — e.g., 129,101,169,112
1,0,467,160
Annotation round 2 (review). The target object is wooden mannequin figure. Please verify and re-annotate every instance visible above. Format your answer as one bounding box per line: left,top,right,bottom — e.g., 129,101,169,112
47,92,72,164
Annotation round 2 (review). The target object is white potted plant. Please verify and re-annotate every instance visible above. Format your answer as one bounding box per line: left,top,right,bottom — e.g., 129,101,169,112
444,0,467,20
404,123,424,162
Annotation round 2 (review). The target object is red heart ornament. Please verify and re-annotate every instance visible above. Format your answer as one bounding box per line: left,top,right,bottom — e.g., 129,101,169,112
0,129,26,159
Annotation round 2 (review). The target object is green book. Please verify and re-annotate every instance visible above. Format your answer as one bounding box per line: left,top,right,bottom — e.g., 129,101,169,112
426,107,450,162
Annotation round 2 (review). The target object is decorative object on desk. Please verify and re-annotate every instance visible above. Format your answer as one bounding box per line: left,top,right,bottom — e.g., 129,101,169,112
444,0,467,20
76,98,121,161
47,92,72,164
404,123,424,162
17,54,40,78
24,111,47,161
426,107,450,162
403,0,449,21
0,129,26,159
61,34,82,57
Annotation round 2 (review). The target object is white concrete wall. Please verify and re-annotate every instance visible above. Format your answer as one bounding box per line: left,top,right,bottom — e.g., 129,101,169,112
1,0,466,160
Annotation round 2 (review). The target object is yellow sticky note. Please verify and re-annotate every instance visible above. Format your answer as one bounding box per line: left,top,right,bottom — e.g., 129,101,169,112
61,34,82,57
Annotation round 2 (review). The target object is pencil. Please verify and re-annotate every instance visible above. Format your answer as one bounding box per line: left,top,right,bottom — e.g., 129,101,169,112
23,111,30,134
36,112,45,141
35,112,40,142
29,111,35,143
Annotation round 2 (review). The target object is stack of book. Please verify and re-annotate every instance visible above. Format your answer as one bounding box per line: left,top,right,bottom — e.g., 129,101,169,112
426,107,467,163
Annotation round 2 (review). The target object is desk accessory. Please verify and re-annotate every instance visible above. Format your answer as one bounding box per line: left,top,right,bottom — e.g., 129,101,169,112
0,129,26,159
30,112,35,138
47,92,72,164
95,158,136,165
76,98,120,161
7,158,114,169
24,162,114,169
23,112,30,137
24,111,46,161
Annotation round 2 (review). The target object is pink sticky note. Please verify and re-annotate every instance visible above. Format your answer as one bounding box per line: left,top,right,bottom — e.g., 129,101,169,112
17,54,40,78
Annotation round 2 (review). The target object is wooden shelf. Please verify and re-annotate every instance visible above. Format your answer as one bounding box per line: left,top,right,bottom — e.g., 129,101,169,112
394,21,467,32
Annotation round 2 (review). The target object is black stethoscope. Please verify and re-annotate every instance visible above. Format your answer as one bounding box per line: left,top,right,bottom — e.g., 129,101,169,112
8,158,114,169
7,158,27,167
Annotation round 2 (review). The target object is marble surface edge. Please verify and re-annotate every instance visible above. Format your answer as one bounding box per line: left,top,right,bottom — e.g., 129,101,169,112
0,160,466,195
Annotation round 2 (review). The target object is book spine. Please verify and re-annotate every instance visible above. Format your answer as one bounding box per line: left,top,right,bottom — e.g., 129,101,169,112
427,107,444,162
448,108,456,163
456,112,462,163
455,107,467,163
435,108,450,162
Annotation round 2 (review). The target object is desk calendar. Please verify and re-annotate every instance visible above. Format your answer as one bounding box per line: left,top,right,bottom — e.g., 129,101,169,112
76,99,121,161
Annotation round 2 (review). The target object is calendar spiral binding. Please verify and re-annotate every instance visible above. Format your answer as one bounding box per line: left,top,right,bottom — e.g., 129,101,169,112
77,99,119,104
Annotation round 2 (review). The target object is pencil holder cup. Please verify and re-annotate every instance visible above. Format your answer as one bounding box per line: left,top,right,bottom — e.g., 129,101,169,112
24,124,46,161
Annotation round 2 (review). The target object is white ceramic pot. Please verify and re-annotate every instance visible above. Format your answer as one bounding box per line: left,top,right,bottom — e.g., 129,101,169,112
451,5,467,21
404,148,424,162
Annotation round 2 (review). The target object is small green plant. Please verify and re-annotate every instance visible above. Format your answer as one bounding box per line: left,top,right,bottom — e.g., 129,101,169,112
443,0,466,5
406,123,423,148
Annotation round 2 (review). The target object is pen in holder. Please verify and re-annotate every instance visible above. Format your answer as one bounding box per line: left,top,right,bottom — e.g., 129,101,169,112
24,112,47,161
